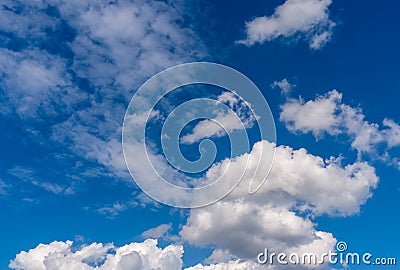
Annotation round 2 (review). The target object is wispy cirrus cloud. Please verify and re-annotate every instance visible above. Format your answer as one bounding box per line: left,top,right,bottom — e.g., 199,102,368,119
95,201,134,219
0,0,205,190
0,179,10,196
0,48,86,121
93,192,160,219
141,223,172,240
7,166,75,195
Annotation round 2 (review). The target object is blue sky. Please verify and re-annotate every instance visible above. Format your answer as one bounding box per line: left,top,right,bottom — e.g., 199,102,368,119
0,0,399,269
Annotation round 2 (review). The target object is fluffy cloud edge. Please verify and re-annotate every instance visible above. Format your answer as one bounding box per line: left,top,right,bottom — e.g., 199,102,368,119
280,89,400,161
238,0,335,49
9,239,183,270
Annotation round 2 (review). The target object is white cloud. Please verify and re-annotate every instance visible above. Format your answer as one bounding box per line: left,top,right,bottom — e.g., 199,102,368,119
8,166,75,195
9,239,183,270
141,223,172,239
9,238,269,270
1,3,385,269
62,0,201,93
186,260,264,270
280,90,400,159
0,48,85,118
180,111,244,144
339,104,384,156
280,90,342,137
239,0,335,49
180,140,377,261
95,201,134,219
0,0,204,182
204,249,237,265
49,0,203,178
181,92,257,144
271,78,296,95
92,192,162,218
382,118,400,148
0,0,55,39
177,89,390,268
309,30,332,49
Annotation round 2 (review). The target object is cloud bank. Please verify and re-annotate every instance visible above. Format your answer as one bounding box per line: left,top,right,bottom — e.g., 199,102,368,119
179,140,377,267
9,239,183,270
